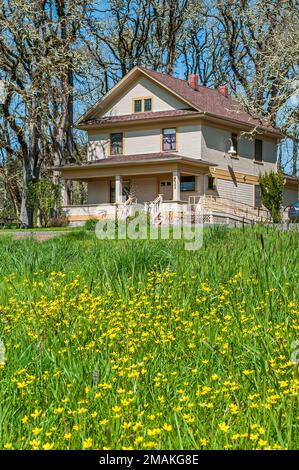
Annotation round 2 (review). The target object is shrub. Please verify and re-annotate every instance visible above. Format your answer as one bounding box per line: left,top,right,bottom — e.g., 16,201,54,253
259,171,284,223
84,218,99,231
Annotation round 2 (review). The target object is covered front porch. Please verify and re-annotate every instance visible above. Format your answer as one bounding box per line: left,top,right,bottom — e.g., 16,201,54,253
58,154,214,225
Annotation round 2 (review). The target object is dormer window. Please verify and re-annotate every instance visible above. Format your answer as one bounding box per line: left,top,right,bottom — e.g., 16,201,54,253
133,99,142,113
144,98,152,112
133,97,153,113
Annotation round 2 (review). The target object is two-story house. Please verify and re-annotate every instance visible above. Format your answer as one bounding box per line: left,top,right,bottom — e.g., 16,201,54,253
55,66,298,224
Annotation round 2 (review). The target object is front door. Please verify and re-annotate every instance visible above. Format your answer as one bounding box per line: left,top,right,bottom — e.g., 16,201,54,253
159,180,172,200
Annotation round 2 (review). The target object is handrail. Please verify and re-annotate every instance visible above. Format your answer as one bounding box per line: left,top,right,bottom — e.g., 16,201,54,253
152,194,163,205
189,195,270,221
149,194,163,224
123,195,137,206
190,194,262,211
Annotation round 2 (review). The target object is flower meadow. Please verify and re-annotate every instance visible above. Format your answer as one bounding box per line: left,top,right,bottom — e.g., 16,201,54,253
0,227,298,450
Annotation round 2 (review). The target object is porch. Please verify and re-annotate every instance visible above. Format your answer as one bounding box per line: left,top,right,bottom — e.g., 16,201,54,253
62,171,206,225
58,153,214,225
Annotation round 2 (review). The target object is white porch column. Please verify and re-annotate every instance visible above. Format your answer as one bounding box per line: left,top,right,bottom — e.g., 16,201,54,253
201,174,206,195
172,170,181,201
115,175,123,203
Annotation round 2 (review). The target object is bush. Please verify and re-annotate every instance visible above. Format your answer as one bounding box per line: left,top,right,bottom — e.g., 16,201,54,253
259,171,284,223
84,219,99,231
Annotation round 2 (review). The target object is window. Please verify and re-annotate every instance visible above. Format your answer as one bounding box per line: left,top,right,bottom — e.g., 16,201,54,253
231,133,238,154
254,185,262,208
110,132,123,155
181,176,195,192
133,97,152,113
255,139,263,162
134,99,142,113
144,98,152,112
207,176,216,190
162,128,176,151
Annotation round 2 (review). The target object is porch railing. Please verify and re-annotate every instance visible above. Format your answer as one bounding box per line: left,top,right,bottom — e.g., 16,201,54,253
117,195,138,219
149,194,163,224
189,195,270,222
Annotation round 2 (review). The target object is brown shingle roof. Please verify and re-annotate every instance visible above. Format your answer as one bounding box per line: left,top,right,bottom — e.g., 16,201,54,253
77,66,281,135
54,153,217,169
140,68,279,134
80,109,199,126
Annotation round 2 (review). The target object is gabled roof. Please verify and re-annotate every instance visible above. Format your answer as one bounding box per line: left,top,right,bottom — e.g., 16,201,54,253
140,68,280,135
76,66,281,136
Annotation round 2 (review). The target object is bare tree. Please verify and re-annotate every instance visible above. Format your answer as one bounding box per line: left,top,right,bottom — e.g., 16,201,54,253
0,0,90,226
147,0,190,74
86,0,153,83
213,0,299,173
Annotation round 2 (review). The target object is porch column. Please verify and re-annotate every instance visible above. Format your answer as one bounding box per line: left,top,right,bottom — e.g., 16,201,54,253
172,170,180,201
115,175,123,203
200,174,206,195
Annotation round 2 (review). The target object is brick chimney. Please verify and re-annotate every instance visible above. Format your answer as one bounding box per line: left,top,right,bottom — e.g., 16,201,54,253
218,84,228,97
188,74,199,91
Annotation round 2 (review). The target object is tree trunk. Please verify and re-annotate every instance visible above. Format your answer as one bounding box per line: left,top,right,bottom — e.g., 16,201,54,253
19,160,34,228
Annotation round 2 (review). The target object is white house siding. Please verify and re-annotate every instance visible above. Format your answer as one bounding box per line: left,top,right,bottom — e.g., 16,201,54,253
125,128,160,154
88,132,109,160
88,180,110,204
201,124,277,176
283,188,298,207
178,125,201,158
87,124,202,159
216,179,254,206
102,77,188,117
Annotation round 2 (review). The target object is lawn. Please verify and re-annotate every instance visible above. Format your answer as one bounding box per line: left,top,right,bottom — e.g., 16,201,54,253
0,226,298,450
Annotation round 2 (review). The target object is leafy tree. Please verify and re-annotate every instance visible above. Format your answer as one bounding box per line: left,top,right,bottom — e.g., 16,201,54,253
259,171,284,223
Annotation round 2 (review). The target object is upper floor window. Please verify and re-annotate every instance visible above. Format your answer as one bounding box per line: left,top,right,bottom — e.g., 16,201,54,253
110,132,123,155
255,139,263,162
231,133,238,154
181,176,195,192
144,98,152,112
133,99,142,113
162,128,176,151
133,97,152,113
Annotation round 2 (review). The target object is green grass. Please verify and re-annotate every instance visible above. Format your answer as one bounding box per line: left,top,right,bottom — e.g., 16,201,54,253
0,226,298,450
0,226,81,233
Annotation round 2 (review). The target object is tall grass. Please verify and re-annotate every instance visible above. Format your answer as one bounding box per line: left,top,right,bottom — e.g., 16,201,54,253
0,226,298,449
